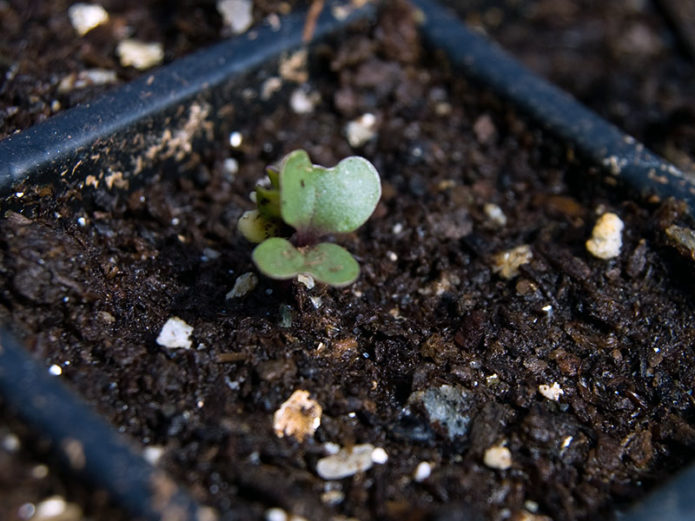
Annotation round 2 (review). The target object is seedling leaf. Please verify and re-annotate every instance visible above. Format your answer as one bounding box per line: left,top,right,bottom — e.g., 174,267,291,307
237,210,279,243
239,149,381,287
266,165,280,188
255,186,281,219
252,238,307,279
302,242,360,286
253,238,360,287
280,150,381,234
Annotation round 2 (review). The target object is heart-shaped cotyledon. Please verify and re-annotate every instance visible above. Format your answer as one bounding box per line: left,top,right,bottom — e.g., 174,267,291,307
279,149,381,236
252,237,360,287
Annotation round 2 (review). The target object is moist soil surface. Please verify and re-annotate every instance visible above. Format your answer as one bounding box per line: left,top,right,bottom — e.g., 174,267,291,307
3,2,695,521
447,0,695,173
0,0,311,139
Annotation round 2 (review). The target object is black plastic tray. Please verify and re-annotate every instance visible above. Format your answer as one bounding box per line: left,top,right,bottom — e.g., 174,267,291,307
1,1,694,519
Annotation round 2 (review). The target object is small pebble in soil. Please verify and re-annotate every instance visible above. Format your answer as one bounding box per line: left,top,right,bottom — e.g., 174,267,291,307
491,244,533,279
32,465,49,479
297,273,315,289
323,442,340,455
273,390,322,442
202,247,221,261
68,3,109,36
265,509,285,521
407,384,473,440
517,511,553,521
665,224,695,261
371,447,389,464
413,461,432,482
117,39,164,70
473,113,497,144
279,304,293,328
279,49,308,83
524,500,540,513
33,496,82,521
486,373,500,386
226,272,258,299
345,113,377,148
435,101,453,115
143,445,164,464
484,202,507,227
321,489,345,505
290,87,320,114
222,157,239,178
229,131,243,148
31,464,50,479
217,0,253,34
156,317,194,349
541,304,553,318
483,445,512,470
265,508,309,521
17,503,35,520
2,432,20,452
309,296,322,309
266,13,281,31
261,77,283,100
586,212,623,259
316,443,387,480
538,382,564,401
58,69,117,93
331,5,352,20
48,364,62,376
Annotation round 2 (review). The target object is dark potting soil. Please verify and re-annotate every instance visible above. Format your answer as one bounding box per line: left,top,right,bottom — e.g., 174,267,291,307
2,2,695,520
447,0,695,174
0,0,311,140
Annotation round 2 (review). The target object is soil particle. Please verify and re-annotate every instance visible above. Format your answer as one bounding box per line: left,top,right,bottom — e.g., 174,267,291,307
116,39,164,70
483,445,512,470
68,3,110,37
156,317,194,349
273,390,322,442
586,212,624,260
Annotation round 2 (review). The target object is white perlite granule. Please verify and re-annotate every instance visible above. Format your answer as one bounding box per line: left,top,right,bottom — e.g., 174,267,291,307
297,273,315,289
68,3,109,36
538,382,564,401
491,244,533,279
273,390,322,442
58,68,117,93
117,39,164,70
316,443,387,480
217,0,253,34
345,113,377,148
156,317,193,349
413,461,432,482
290,88,319,114
586,212,624,259
484,202,507,227
483,445,512,470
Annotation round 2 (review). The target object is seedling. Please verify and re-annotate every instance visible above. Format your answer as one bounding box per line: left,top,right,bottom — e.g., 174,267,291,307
238,149,381,286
